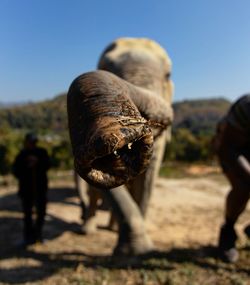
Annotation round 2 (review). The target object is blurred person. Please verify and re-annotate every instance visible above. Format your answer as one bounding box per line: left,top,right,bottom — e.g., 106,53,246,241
13,132,50,246
213,94,250,262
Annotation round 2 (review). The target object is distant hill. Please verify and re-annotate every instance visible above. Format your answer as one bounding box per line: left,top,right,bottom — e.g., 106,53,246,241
173,98,231,135
0,101,29,109
0,94,231,135
0,94,67,132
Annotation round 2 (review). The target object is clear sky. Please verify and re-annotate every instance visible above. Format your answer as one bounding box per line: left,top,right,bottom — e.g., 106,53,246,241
0,0,250,103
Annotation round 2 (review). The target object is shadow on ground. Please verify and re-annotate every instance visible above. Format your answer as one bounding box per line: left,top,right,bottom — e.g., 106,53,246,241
0,186,80,212
0,184,250,284
0,185,83,244
0,245,250,284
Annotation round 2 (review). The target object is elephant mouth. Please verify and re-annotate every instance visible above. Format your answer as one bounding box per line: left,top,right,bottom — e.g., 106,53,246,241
75,123,154,189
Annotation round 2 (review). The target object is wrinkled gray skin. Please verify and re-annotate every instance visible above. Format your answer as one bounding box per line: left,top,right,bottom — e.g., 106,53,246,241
73,38,173,255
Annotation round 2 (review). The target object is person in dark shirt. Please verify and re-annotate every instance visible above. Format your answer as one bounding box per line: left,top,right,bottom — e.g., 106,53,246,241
213,94,250,262
13,133,50,246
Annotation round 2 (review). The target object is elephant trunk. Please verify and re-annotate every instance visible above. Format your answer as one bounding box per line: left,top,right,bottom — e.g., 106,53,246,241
67,70,154,189
127,84,173,138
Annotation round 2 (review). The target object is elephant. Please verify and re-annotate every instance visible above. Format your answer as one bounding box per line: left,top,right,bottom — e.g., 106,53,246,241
67,37,174,256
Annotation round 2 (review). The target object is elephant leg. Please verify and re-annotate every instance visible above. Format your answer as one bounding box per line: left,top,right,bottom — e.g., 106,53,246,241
81,185,101,234
75,174,89,221
107,212,118,232
128,171,151,217
103,186,154,256
76,173,118,234
75,174,101,234
128,131,167,217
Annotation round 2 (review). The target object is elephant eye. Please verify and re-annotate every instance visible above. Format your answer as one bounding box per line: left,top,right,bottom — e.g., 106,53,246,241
165,72,171,80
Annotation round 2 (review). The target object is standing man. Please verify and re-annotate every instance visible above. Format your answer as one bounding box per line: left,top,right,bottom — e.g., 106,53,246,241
213,94,250,262
13,133,50,246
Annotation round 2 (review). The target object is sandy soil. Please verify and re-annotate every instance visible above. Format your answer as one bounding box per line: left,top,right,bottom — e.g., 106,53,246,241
0,169,250,284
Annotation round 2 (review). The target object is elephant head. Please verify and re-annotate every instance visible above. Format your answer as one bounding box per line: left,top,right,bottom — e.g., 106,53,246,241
67,38,173,189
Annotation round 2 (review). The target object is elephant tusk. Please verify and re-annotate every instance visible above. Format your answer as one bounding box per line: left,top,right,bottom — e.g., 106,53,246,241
128,142,132,149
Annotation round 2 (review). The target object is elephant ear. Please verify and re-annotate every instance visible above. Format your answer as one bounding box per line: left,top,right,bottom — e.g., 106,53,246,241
67,70,154,189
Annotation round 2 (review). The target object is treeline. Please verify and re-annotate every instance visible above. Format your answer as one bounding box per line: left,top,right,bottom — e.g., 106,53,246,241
0,95,231,175
0,94,67,132
165,98,230,162
0,127,73,175
173,98,230,135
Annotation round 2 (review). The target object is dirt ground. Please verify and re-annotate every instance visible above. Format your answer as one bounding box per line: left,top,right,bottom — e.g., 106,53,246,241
0,168,250,285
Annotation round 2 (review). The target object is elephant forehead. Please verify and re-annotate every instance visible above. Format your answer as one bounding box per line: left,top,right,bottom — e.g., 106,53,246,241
99,37,172,71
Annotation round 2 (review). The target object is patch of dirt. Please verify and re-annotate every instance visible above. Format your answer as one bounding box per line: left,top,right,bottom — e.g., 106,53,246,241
0,171,250,284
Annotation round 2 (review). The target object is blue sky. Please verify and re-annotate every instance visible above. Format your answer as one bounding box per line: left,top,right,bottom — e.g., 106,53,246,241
0,0,250,103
